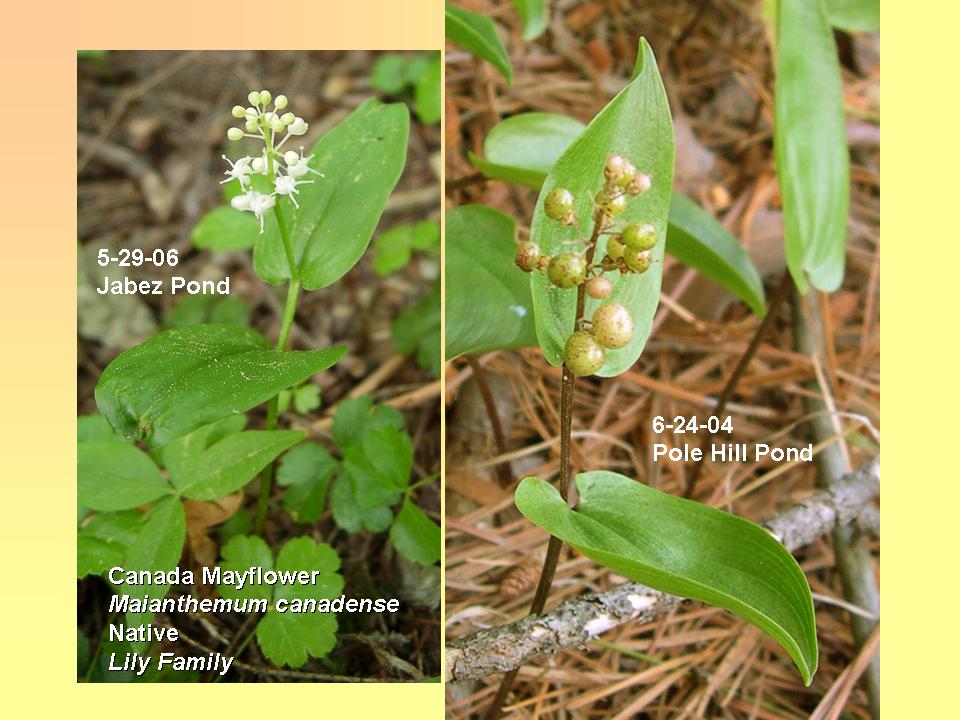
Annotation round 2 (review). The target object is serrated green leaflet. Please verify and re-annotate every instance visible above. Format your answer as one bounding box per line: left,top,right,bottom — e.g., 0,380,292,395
331,394,404,450
392,282,441,377
512,0,549,40
445,205,537,359
78,442,171,511
530,40,674,375
775,0,849,292
278,442,338,523
515,472,818,684
824,0,878,31
667,194,766,315
95,324,345,447
77,510,142,578
469,113,586,188
218,535,343,667
390,500,441,566
445,3,513,83
253,99,409,289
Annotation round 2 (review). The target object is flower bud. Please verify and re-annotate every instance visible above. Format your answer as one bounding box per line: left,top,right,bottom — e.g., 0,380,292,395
591,303,634,349
227,127,244,141
248,90,262,106
281,112,296,125
544,188,575,221
284,150,300,165
231,193,251,211
288,118,308,136
231,105,246,119
252,157,266,173
259,90,272,105
564,331,605,376
245,119,259,132
274,94,288,110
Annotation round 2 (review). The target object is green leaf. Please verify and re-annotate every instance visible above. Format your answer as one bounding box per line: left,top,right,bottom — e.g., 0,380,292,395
329,475,394,533
220,536,343,668
775,0,849,292
392,282,441,377
371,54,411,94
512,0,549,40
171,430,305,500
292,383,321,413
824,0,879,31
389,500,440,566
278,443,338,523
165,295,250,328
445,3,514,83
531,39,675,375
414,53,442,125
78,442,171,511
445,205,538,359
95,324,345,447
515,472,818,684
253,99,410,290
78,414,127,443
77,510,142,578
191,205,260,252
410,219,441,251
373,225,414,276
342,427,409,509
469,113,586,188
125,497,186,578
331,395,405,450
667,194,766,316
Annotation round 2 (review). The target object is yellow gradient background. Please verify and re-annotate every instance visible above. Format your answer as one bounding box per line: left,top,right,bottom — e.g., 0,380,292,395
1,0,442,716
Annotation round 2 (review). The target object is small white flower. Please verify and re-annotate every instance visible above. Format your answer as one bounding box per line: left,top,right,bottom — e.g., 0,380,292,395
245,191,276,232
284,148,325,179
287,117,308,136
231,194,251,211
274,174,313,208
221,155,253,186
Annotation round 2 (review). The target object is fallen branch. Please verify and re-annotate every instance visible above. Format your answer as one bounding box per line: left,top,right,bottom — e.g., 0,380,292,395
446,460,879,683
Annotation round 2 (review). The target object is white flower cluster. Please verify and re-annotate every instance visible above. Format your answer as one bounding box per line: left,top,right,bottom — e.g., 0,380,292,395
223,89,324,232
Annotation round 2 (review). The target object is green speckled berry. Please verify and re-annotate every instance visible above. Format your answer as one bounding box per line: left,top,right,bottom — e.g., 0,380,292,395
547,253,587,288
595,190,627,217
544,188,575,221
606,236,626,261
564,330,605,376
627,172,652,196
515,241,542,272
585,275,613,299
616,160,638,189
623,247,653,273
604,154,627,183
622,222,657,251
591,303,634,349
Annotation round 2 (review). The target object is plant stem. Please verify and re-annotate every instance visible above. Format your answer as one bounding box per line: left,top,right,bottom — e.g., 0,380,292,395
484,214,602,720
684,270,793,498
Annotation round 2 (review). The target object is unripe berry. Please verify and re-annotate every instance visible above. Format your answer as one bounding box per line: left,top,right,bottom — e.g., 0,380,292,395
564,330,605,376
515,242,542,272
624,247,653,273
606,236,626,261
596,190,626,217
585,276,613,299
622,222,657,251
617,160,638,189
591,303,634,349
604,154,627,183
547,253,587,288
544,188,575,221
628,172,652,196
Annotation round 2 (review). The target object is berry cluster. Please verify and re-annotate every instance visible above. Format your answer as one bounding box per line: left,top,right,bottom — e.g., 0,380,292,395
514,154,658,376
223,89,324,232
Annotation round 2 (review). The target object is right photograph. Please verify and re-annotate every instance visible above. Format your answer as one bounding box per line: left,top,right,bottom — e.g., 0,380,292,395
444,2,879,719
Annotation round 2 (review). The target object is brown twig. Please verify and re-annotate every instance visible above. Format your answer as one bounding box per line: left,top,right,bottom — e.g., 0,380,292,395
467,355,514,486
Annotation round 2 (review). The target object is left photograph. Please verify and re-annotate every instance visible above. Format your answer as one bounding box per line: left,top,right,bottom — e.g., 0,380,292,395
77,50,441,682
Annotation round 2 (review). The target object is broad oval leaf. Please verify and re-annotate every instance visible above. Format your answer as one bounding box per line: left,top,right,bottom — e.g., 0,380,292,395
253,99,409,289
775,0,849,292
824,0,879,32
78,442,171,511
512,0,549,40
191,205,259,252
445,2,514,83
95,324,345,447
469,113,586,188
469,112,767,317
445,205,537,359
530,39,675,376
515,472,818,684
667,194,766,315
